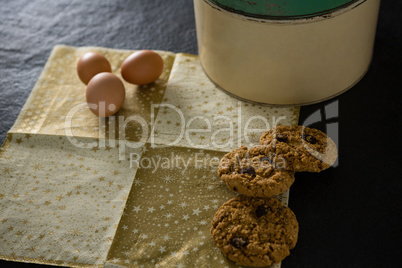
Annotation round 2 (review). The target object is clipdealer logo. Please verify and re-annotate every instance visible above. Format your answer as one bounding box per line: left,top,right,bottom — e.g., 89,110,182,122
63,100,339,168
301,100,339,167
64,101,288,160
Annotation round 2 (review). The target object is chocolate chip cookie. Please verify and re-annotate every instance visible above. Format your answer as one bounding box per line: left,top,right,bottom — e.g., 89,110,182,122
218,146,295,197
259,125,338,172
211,195,299,267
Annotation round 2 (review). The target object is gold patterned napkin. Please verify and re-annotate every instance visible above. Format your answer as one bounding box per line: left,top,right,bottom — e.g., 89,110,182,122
0,133,142,267
0,45,299,268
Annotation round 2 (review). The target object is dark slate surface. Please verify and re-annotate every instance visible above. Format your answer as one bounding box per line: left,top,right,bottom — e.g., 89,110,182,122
0,0,198,144
1,1,401,267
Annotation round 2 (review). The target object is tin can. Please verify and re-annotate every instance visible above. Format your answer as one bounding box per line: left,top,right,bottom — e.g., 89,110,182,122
193,0,381,105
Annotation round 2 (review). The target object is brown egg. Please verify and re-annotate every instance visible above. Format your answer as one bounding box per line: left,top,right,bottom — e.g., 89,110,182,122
121,50,164,85
77,52,112,84
86,72,125,117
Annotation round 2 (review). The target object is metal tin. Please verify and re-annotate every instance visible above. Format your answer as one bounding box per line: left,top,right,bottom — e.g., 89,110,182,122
206,0,361,19
194,0,381,105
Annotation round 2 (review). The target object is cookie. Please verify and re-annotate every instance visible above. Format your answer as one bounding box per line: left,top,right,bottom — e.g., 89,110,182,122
259,125,338,172
218,146,295,197
211,195,299,267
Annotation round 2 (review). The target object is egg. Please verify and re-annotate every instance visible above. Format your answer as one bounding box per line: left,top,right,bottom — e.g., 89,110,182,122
121,50,164,85
86,72,125,117
77,52,112,84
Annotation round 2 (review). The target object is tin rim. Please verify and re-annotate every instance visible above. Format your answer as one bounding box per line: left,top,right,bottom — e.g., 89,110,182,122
203,0,367,24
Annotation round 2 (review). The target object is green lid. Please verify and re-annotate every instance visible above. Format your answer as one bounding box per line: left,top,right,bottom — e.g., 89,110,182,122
207,0,360,19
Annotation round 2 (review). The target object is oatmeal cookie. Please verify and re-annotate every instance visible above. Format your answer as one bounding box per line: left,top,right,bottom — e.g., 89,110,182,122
218,146,294,197
211,195,299,267
259,125,338,172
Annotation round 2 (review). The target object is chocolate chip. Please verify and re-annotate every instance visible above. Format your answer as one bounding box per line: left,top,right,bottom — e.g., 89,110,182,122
276,134,288,143
259,156,272,164
230,237,248,248
256,205,268,217
232,186,238,192
302,134,317,144
238,167,256,177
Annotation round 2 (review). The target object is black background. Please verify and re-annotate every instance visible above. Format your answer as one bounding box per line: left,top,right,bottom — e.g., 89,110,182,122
1,0,401,267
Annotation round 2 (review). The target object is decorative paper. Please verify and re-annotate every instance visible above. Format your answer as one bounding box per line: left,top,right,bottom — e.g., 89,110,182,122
10,45,176,143
0,45,299,268
104,145,289,268
152,54,299,152
0,133,142,267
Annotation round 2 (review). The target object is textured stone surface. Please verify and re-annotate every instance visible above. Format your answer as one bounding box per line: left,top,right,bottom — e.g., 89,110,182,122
0,0,197,145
